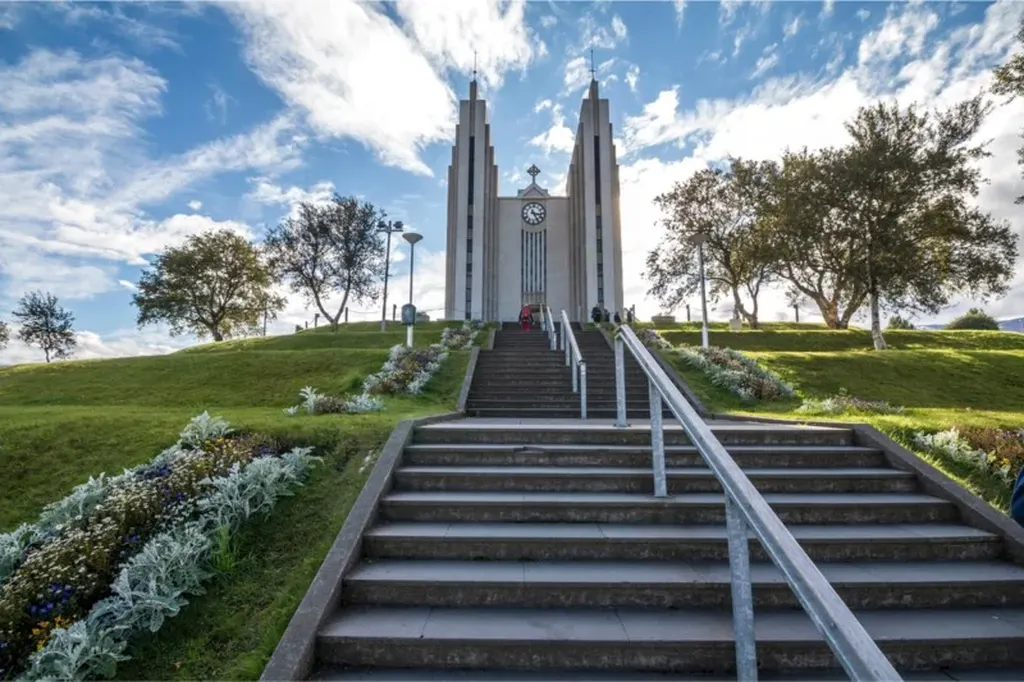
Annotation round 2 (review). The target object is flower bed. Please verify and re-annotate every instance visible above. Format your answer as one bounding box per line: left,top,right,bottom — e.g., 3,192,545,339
288,321,482,416
673,345,794,402
796,389,905,416
0,413,320,680
912,426,1024,488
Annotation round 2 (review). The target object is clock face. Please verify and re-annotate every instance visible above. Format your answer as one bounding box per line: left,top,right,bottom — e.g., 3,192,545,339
522,201,546,226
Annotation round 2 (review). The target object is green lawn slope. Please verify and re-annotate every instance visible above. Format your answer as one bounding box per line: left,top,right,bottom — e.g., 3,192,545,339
0,322,472,680
655,325,1024,510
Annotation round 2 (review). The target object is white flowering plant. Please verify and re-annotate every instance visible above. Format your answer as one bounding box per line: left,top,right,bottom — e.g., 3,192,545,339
672,345,794,403
0,414,307,679
796,389,905,416
21,447,319,681
287,321,479,417
912,426,1024,488
439,321,482,350
636,328,672,351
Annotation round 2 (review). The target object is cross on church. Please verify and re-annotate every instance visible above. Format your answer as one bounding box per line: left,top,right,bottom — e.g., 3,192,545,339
527,164,541,182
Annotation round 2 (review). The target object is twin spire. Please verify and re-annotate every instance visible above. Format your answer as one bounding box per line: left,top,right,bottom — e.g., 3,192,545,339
466,48,600,101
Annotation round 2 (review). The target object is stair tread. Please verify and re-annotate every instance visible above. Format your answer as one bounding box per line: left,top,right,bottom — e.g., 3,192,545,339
396,466,912,479
366,521,997,542
311,667,996,681
383,491,946,505
347,558,1024,585
320,605,1024,642
403,444,881,454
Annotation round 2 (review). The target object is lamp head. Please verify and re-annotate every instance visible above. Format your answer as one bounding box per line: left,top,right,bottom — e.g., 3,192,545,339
394,220,404,231
689,233,709,246
402,231,423,246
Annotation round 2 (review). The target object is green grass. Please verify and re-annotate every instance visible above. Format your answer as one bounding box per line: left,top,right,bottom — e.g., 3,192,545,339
658,328,1024,511
659,328,1024,352
0,326,470,679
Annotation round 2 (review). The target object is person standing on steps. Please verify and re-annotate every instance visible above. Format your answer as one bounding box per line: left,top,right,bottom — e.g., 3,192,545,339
1012,465,1024,529
591,304,602,324
519,304,533,331
626,308,634,324
613,311,622,325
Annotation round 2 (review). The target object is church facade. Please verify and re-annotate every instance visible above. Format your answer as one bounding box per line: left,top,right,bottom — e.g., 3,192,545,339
443,76,625,323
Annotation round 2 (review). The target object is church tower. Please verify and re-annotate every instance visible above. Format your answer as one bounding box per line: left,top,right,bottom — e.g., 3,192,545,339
444,76,498,321
444,71,623,323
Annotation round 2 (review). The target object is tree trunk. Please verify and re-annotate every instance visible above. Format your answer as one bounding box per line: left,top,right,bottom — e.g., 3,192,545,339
866,245,887,350
730,287,760,329
211,328,224,342
44,347,50,363
812,297,841,329
332,287,351,330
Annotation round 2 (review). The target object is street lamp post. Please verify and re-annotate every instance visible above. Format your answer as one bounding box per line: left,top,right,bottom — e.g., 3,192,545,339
690,233,710,349
402,231,423,347
378,219,404,332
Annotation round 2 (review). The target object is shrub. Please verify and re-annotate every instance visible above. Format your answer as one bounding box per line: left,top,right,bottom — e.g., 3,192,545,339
674,345,794,402
362,343,449,396
946,308,1000,330
796,389,905,416
439,321,481,350
285,387,383,416
887,314,914,330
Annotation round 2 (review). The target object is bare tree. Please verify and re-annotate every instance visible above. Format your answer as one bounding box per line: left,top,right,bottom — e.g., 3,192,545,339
13,291,76,363
264,194,387,327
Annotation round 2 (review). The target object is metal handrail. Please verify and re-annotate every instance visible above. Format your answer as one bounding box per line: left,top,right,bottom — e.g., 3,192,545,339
612,324,901,682
559,309,587,418
542,305,557,351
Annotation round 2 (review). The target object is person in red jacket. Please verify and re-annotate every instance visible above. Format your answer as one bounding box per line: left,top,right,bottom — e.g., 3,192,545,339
518,304,533,331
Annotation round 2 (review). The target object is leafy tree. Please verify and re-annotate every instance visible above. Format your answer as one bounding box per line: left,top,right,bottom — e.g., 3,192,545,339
12,291,76,363
739,150,869,329
992,17,1024,204
0,319,8,352
830,98,1017,350
133,230,284,342
646,162,775,328
946,307,1000,330
887,314,915,330
264,194,387,328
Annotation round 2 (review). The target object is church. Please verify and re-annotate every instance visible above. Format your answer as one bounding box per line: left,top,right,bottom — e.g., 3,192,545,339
443,73,625,323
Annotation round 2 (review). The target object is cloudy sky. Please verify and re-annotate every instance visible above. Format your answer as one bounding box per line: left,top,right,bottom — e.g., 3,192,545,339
0,0,1022,365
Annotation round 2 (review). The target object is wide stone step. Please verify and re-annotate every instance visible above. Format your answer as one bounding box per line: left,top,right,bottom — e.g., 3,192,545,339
401,444,888,468
364,522,1003,563
317,606,1024,672
464,408,670,419
379,491,956,525
343,559,1024,610
392,466,917,494
310,666,996,680
411,423,855,447
464,400,667,410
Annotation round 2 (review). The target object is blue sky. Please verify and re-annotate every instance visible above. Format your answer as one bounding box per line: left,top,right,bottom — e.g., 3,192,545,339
0,0,1022,364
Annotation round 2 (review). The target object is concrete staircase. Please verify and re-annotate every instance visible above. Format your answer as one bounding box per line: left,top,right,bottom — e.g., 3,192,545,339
464,324,669,419
311,420,1024,680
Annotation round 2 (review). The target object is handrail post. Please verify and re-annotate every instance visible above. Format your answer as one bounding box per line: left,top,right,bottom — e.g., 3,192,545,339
571,352,579,393
726,495,758,681
579,362,587,419
614,335,627,427
648,381,668,498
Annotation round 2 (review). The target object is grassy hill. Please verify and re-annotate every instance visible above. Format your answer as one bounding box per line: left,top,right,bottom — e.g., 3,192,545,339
0,321,471,680
651,323,1024,510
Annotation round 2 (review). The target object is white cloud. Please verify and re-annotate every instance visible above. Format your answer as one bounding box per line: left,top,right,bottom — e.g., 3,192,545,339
540,15,557,29
534,98,553,113
224,0,541,177
821,0,836,21
673,1,686,28
204,83,234,124
856,8,871,22
0,322,193,367
57,3,183,53
0,45,304,303
118,279,137,291
751,43,780,79
783,15,803,41
187,200,202,211
625,64,640,93
578,11,629,50
616,0,1024,323
529,103,575,155
563,56,592,95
